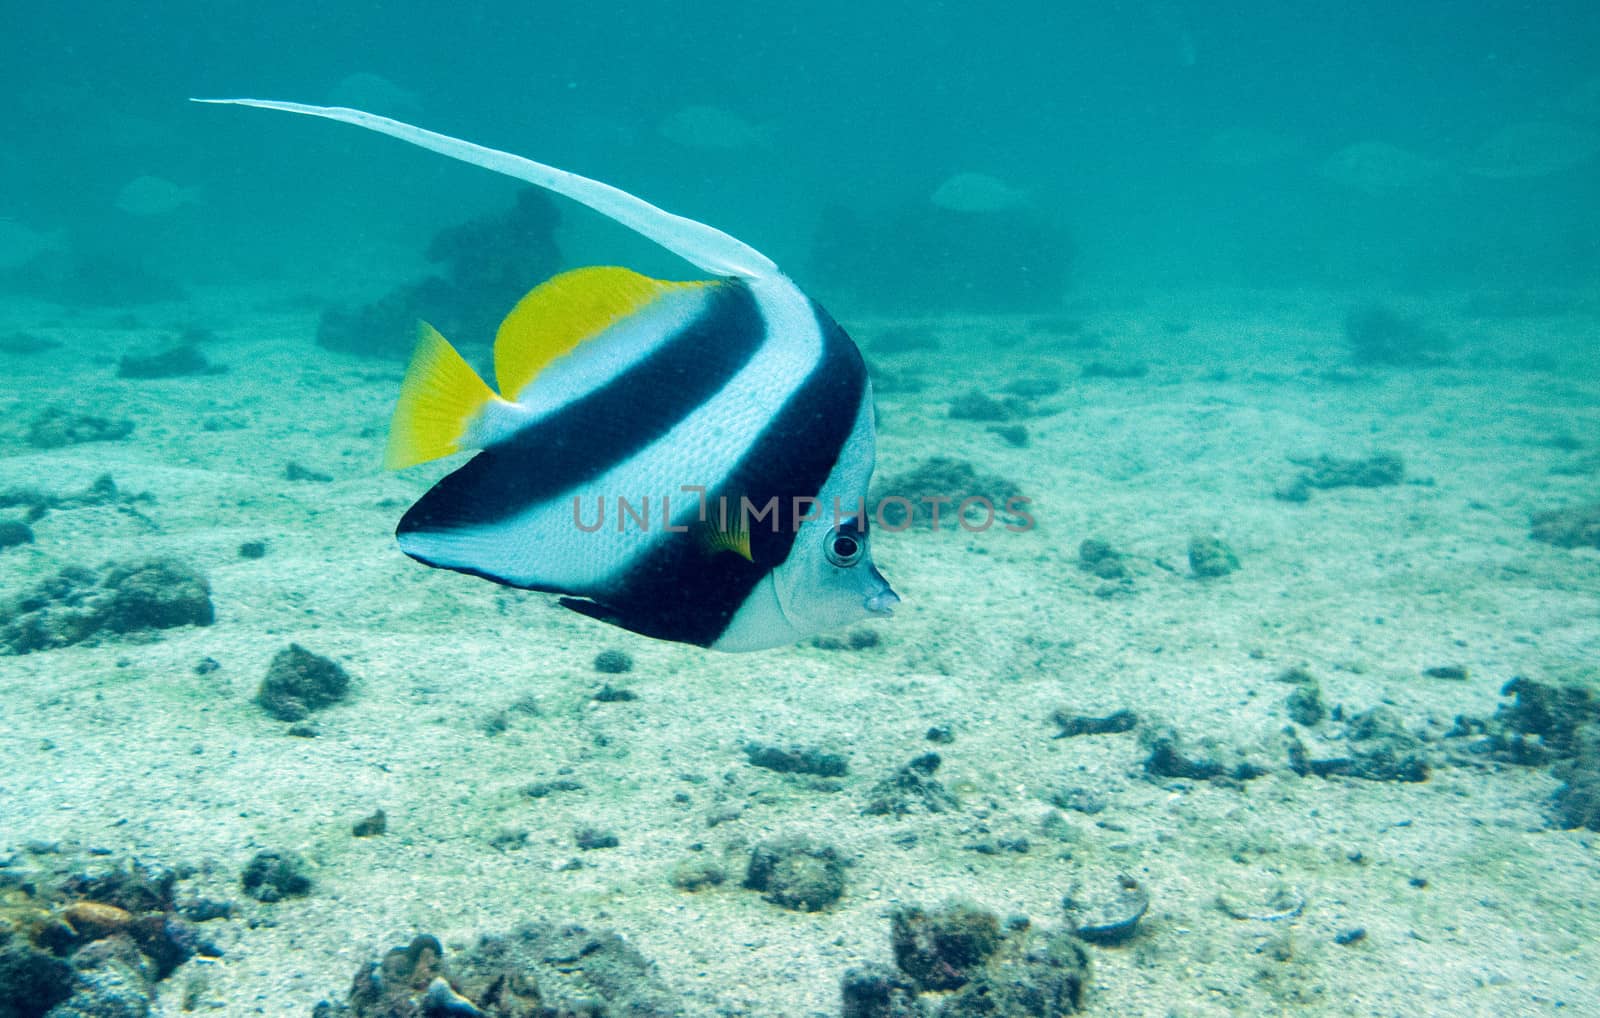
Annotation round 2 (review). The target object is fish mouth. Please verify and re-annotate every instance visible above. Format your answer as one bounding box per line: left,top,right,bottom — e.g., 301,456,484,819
865,587,901,617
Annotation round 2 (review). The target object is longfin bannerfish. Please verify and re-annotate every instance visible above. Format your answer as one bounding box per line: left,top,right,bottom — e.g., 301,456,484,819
196,98,898,651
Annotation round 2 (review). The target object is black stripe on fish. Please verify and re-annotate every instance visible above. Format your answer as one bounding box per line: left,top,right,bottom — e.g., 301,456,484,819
396,279,765,538
564,300,868,646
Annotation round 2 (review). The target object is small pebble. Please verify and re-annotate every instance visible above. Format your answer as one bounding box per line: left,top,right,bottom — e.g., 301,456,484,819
1334,927,1367,945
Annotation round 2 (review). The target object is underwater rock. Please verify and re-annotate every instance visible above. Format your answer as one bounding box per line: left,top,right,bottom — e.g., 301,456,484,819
240,850,312,903
1051,708,1137,738
352,810,387,838
25,408,134,450
316,188,561,358
744,742,850,777
592,648,633,674
1530,502,1600,550
1341,708,1430,783
0,474,145,524
988,424,1030,448
1295,451,1406,490
339,924,683,1015
0,331,61,355
839,962,919,1018
744,837,846,912
880,902,1090,1014
97,560,214,634
1552,724,1600,830
1081,360,1148,380
668,857,725,892
891,902,1002,992
0,945,77,1017
237,540,267,559
255,644,350,721
1492,677,1600,760
591,684,637,703
1142,727,1266,784
1,559,213,655
574,827,618,851
1283,677,1325,727
1077,538,1128,580
873,458,1025,530
864,753,960,815
1343,306,1450,366
60,860,177,915
948,390,1012,422
283,461,333,483
0,520,33,550
1187,536,1239,578
116,344,223,379
811,627,882,651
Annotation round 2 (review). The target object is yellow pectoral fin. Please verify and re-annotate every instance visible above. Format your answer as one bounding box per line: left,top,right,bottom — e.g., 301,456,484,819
699,515,753,563
383,323,498,470
493,266,710,401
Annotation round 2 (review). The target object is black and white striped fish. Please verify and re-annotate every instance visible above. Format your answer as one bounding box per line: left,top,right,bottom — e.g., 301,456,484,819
198,98,898,651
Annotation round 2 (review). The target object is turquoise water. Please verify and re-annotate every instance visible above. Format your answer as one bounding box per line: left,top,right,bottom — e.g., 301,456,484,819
2,3,1599,1016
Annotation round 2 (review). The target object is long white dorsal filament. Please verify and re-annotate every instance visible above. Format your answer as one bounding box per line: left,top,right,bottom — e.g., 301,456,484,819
191,98,779,280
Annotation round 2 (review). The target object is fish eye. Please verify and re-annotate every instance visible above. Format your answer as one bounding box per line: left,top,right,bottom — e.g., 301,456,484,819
825,527,864,567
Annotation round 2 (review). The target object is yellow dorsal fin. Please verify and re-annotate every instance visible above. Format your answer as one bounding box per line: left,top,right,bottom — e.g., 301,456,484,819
493,266,709,401
699,512,753,563
384,322,498,470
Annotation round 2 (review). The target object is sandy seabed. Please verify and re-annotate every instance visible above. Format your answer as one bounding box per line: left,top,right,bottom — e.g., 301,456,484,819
1,282,1597,1017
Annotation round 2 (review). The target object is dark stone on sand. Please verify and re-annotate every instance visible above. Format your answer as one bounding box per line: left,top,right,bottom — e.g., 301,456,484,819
1005,376,1063,398
60,859,178,914
839,962,918,1018
1494,677,1600,758
1077,538,1128,580
0,521,33,550
873,457,1025,530
892,902,1002,992
237,540,267,559
352,810,387,837
745,742,849,777
117,344,223,379
1081,360,1148,379
1285,682,1325,727
0,331,61,355
256,644,350,721
813,627,883,651
240,849,312,902
865,753,959,815
1,558,213,655
1423,664,1469,681
1187,535,1239,578
98,560,214,633
1530,502,1600,550
744,837,845,911
1552,724,1600,830
1341,707,1430,782
988,423,1030,447
669,857,726,891
283,461,332,483
1143,727,1265,783
523,778,583,799
575,827,619,851
592,648,633,674
1309,451,1405,489
1334,927,1368,945
1051,708,1137,738
949,390,1012,422
25,408,134,449
1344,305,1451,366
0,945,77,1018
592,684,637,702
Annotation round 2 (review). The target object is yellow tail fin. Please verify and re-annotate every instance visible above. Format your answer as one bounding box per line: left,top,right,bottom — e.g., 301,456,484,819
384,323,498,470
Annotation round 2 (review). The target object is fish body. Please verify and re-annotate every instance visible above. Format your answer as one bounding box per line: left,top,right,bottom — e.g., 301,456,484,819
930,172,1028,214
198,99,897,651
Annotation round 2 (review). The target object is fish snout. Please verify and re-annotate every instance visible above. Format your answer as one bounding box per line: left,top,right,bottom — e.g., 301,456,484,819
865,585,901,617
